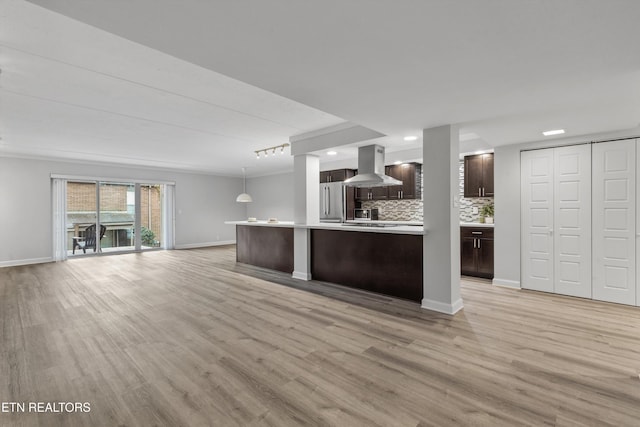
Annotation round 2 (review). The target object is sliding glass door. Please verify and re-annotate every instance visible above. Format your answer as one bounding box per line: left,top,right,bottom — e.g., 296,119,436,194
66,180,167,257
99,182,135,253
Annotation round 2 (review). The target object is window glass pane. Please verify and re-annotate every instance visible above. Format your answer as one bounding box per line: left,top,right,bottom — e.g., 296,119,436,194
66,181,97,256
100,182,135,252
141,184,163,250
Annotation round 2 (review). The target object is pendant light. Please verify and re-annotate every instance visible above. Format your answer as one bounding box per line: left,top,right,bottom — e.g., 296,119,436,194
236,167,253,203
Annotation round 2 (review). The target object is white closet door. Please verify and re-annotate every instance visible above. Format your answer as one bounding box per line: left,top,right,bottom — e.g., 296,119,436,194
592,140,636,305
521,149,554,292
553,145,592,298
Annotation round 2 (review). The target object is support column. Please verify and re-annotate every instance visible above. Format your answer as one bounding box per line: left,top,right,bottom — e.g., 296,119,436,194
292,154,319,280
422,125,463,314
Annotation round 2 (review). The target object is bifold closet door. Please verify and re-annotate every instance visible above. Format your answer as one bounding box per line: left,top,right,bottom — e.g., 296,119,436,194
553,145,591,298
521,149,554,292
522,146,591,296
592,140,636,305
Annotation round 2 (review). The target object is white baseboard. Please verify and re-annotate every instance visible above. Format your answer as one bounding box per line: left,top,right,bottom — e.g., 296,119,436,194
292,271,312,281
421,297,464,315
175,240,236,250
492,278,521,289
0,257,54,268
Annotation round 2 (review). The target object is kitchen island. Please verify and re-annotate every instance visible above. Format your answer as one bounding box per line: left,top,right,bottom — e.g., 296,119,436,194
225,220,425,302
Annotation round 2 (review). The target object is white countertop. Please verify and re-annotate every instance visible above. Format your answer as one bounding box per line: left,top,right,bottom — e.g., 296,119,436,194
225,220,425,235
460,222,494,228
346,219,423,226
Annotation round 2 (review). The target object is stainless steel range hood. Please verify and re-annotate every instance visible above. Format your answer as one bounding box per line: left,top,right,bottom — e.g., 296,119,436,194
343,145,402,187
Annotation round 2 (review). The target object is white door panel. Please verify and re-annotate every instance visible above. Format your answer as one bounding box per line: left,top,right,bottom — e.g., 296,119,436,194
553,145,591,298
522,150,554,292
592,140,636,305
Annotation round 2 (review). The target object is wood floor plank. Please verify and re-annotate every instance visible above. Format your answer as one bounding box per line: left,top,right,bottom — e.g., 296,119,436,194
1,246,640,426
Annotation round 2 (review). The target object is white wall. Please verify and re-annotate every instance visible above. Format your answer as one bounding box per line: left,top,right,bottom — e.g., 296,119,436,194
493,127,640,288
0,157,246,266
493,144,522,288
246,172,294,221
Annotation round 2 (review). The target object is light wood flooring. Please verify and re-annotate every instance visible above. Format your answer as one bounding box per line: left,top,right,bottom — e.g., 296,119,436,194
1,246,640,426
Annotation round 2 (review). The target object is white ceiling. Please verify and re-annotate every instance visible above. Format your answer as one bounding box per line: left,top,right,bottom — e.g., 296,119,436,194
2,0,640,176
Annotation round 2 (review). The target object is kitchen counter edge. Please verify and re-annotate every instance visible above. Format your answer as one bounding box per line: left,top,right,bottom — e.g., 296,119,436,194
460,222,494,228
225,220,426,235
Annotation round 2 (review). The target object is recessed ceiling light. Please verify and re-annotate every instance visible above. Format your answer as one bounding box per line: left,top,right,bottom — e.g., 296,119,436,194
327,151,337,156
543,129,565,136
394,160,402,165
403,136,418,141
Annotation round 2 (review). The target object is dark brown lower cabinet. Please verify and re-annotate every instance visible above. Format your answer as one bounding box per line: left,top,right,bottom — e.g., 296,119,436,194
311,229,423,302
236,225,294,273
460,227,494,279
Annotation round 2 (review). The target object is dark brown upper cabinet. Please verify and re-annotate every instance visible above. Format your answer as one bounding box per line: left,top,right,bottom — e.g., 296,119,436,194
319,169,355,183
464,153,494,198
387,163,422,200
355,186,387,201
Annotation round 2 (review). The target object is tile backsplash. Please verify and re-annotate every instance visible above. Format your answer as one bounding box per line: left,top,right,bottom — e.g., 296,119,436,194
459,160,493,222
357,160,493,222
361,198,423,221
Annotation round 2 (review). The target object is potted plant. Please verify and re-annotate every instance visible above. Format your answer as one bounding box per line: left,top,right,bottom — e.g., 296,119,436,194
481,203,494,224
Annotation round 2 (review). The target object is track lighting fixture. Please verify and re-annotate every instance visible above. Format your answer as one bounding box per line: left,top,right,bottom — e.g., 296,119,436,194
254,143,290,159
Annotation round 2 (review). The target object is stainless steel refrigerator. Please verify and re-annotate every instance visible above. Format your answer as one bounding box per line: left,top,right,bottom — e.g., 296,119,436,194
319,182,345,222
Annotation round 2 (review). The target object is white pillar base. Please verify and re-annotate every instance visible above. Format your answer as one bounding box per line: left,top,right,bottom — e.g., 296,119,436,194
293,228,312,281
292,271,312,281
421,298,464,315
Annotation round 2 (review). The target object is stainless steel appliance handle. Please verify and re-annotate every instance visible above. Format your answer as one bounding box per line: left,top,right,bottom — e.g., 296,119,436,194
325,187,329,215
342,185,346,222
327,187,330,214
478,239,481,249
479,187,481,197
324,187,328,215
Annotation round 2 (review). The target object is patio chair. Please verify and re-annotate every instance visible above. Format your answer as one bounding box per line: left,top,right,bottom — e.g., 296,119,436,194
72,224,107,254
